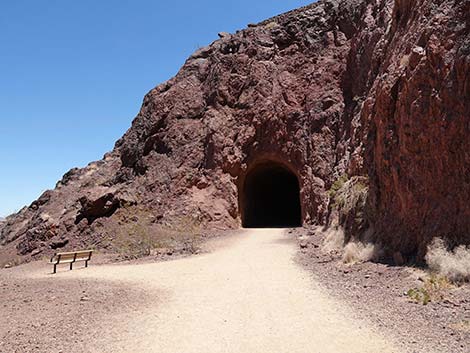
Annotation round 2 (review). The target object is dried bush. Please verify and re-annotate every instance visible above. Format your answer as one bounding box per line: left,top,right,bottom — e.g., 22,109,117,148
407,275,451,305
342,241,377,264
425,238,470,283
112,207,203,259
321,227,345,253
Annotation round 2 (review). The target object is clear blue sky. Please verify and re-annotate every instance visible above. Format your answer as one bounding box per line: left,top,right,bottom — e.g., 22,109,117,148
0,0,314,217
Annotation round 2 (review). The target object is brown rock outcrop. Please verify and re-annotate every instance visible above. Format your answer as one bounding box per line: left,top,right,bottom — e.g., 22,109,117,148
1,0,469,264
362,0,470,261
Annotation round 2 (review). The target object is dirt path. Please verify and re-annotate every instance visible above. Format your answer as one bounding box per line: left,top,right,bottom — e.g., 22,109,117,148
2,229,400,352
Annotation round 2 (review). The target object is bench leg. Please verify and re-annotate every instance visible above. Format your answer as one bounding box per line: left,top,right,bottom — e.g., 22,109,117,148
70,262,73,271
85,260,88,268
53,264,57,274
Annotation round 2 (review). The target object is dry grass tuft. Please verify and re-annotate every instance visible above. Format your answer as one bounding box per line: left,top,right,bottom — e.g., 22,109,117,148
425,238,470,283
264,21,278,29
321,227,345,253
1,255,24,269
342,241,377,264
320,226,379,264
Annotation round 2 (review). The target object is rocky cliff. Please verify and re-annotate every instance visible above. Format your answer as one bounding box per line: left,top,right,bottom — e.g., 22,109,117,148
364,0,470,261
1,0,469,265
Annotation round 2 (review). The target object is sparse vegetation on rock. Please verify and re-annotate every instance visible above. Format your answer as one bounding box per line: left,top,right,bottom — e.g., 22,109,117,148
406,275,452,305
1,0,469,266
426,238,470,283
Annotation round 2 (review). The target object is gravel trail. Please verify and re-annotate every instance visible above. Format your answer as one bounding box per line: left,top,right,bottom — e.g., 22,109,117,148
2,228,400,352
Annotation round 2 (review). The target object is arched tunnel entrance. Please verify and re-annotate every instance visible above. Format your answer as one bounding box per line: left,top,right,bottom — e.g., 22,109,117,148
241,162,302,228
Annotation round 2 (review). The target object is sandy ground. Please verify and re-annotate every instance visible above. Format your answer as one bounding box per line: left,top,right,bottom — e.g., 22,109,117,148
295,228,470,353
0,228,400,353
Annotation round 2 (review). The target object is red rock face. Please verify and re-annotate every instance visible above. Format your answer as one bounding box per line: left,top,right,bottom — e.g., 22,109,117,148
115,1,359,227
1,0,469,263
363,0,470,260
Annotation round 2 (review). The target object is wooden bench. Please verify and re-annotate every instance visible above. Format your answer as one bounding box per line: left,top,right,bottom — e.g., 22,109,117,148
50,250,93,274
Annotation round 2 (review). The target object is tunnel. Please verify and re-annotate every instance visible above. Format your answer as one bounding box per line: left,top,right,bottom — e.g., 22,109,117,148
241,162,301,228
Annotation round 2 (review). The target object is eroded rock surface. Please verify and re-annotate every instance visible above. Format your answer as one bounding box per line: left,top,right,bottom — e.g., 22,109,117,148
364,0,470,261
1,0,469,264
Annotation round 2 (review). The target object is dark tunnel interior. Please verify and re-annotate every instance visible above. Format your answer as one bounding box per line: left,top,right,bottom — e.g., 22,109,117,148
241,162,301,228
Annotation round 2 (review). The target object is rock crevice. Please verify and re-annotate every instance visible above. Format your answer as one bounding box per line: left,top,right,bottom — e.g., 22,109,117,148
1,0,469,264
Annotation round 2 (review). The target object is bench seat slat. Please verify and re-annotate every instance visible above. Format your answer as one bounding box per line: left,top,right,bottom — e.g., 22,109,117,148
50,258,75,264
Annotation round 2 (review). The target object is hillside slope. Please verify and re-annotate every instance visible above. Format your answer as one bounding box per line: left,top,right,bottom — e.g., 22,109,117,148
1,0,469,265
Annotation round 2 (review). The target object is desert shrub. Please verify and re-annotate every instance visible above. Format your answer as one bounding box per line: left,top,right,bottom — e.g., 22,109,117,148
155,215,203,254
114,221,153,258
342,241,377,264
321,227,345,253
1,255,24,268
320,225,380,265
264,21,278,29
333,177,368,213
328,176,370,251
327,174,349,202
112,209,203,259
425,238,470,283
407,274,451,305
407,287,431,305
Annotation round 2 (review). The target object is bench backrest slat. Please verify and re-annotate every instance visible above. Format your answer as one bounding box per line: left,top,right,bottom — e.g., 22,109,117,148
58,253,75,261
75,253,91,261
55,250,93,256
51,250,93,264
